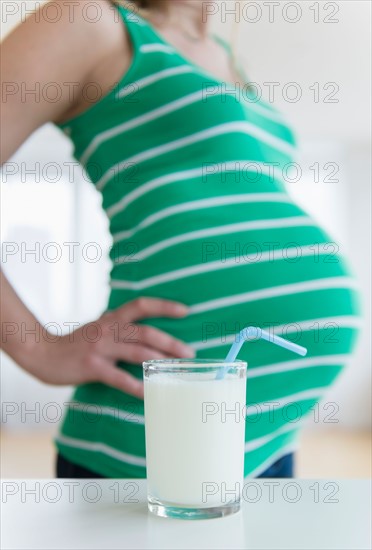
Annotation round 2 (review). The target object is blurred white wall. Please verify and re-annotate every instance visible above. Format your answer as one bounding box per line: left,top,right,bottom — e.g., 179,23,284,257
1,1,371,430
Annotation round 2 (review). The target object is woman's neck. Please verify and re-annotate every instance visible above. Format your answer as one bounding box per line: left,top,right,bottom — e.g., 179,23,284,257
146,1,210,40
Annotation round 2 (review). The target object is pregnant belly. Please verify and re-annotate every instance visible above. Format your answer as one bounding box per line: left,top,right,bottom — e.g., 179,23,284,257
108,219,359,374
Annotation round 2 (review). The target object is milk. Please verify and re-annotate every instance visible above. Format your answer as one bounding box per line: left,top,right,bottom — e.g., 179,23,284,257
144,369,247,508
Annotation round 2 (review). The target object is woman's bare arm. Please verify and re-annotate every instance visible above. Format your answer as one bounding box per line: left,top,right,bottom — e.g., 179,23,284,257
1,0,132,162
0,1,194,397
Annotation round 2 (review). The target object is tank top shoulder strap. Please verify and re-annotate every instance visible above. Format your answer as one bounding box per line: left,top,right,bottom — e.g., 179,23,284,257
212,34,232,57
212,33,253,89
114,3,164,47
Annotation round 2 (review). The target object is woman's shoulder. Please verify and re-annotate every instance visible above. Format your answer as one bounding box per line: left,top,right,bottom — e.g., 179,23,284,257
1,0,133,136
4,0,131,87
31,0,133,124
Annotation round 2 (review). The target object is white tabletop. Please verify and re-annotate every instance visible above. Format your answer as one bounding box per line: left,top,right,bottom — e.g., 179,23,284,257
1,480,371,549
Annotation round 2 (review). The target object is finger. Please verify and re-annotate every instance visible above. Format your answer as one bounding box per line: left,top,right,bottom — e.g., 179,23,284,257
92,359,144,399
137,324,195,358
115,297,189,323
112,343,171,365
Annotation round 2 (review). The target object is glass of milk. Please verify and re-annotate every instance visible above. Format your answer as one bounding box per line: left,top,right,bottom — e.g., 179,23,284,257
143,359,247,520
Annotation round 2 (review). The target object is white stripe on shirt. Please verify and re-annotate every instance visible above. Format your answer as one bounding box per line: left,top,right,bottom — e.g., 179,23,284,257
112,193,292,243
95,121,296,191
110,249,352,291
106,162,286,219
114,216,315,263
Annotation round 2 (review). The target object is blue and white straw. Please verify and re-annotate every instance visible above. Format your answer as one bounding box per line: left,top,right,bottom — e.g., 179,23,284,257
217,326,307,379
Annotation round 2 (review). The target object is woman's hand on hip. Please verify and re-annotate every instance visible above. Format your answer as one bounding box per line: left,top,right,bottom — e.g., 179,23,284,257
32,298,195,399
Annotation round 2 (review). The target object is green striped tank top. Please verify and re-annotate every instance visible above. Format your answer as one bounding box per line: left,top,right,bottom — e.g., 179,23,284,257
55,4,360,477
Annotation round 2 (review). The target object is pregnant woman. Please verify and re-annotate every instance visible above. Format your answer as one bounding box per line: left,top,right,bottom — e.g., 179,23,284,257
1,0,360,478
